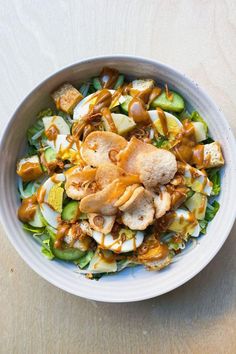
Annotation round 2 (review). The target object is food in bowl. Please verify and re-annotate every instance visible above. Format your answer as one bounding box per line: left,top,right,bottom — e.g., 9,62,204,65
16,67,224,279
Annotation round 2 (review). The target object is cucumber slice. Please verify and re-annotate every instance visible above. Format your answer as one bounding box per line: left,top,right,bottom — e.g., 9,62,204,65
93,77,102,90
151,91,185,112
120,95,133,114
44,147,57,163
61,201,80,221
51,242,85,261
114,75,124,89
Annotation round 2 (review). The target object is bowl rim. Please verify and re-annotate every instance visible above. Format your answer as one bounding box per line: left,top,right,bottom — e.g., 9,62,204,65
1,55,236,302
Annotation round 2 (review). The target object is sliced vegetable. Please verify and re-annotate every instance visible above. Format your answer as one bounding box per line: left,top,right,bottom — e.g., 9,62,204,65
93,77,102,90
190,111,208,133
207,168,221,196
87,249,117,273
33,232,54,260
61,201,80,222
199,200,220,234
120,95,132,114
185,192,207,220
44,147,57,163
151,91,185,112
79,82,90,97
114,75,124,89
103,113,136,135
28,206,45,228
74,250,94,269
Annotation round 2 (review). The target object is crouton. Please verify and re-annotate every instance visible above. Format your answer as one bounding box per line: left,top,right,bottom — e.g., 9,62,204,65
137,234,171,270
200,142,224,168
17,155,43,182
51,83,83,114
130,79,155,96
81,131,127,167
121,187,155,230
88,213,116,234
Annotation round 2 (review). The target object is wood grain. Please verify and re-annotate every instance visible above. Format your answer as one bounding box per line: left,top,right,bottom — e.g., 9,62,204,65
0,0,236,353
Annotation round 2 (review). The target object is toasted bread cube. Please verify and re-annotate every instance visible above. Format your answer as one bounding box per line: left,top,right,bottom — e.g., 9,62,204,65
130,79,155,96
51,83,83,114
17,155,43,182
202,142,224,168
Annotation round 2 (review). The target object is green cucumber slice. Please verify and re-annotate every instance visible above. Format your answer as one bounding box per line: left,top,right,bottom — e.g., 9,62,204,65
93,77,102,90
151,91,185,112
120,95,133,114
44,147,57,163
61,201,80,222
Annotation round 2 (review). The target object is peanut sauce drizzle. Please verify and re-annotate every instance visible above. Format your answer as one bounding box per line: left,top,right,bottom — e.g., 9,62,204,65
99,67,119,88
45,124,59,141
18,195,38,222
17,162,43,182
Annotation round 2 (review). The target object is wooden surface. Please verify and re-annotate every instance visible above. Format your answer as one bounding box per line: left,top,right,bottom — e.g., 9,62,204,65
0,1,236,353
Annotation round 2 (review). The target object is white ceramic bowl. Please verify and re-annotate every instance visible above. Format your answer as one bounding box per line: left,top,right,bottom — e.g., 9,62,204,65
1,56,236,302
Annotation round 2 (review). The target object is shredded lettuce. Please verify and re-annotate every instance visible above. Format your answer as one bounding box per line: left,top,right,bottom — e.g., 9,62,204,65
190,111,208,133
32,232,54,260
74,250,94,269
199,200,220,234
27,108,53,148
207,168,221,196
152,135,169,148
23,224,45,233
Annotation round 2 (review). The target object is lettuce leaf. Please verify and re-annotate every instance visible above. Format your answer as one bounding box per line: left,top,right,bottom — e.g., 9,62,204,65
207,168,221,196
74,250,94,269
199,200,220,234
32,232,54,260
190,111,208,133
27,108,53,148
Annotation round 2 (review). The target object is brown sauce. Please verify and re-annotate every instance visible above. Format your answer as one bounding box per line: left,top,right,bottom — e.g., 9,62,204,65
101,107,117,133
128,97,150,124
45,124,59,141
157,107,169,136
99,67,119,88
54,223,70,249
92,89,112,114
136,88,153,104
148,87,162,105
17,161,43,182
37,185,46,203
18,195,38,222
165,84,174,101
173,120,204,165
192,145,204,166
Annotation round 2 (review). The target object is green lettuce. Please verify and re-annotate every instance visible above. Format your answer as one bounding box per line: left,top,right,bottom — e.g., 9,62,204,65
74,250,94,269
207,168,221,196
199,200,220,234
190,111,208,133
32,232,54,260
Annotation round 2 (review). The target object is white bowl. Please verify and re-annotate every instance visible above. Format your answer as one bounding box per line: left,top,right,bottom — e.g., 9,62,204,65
1,56,236,302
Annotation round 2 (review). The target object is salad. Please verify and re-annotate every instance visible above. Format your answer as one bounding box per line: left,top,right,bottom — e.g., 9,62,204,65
17,67,224,279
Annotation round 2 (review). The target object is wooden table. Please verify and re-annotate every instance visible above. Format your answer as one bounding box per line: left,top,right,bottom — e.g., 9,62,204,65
1,1,236,353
